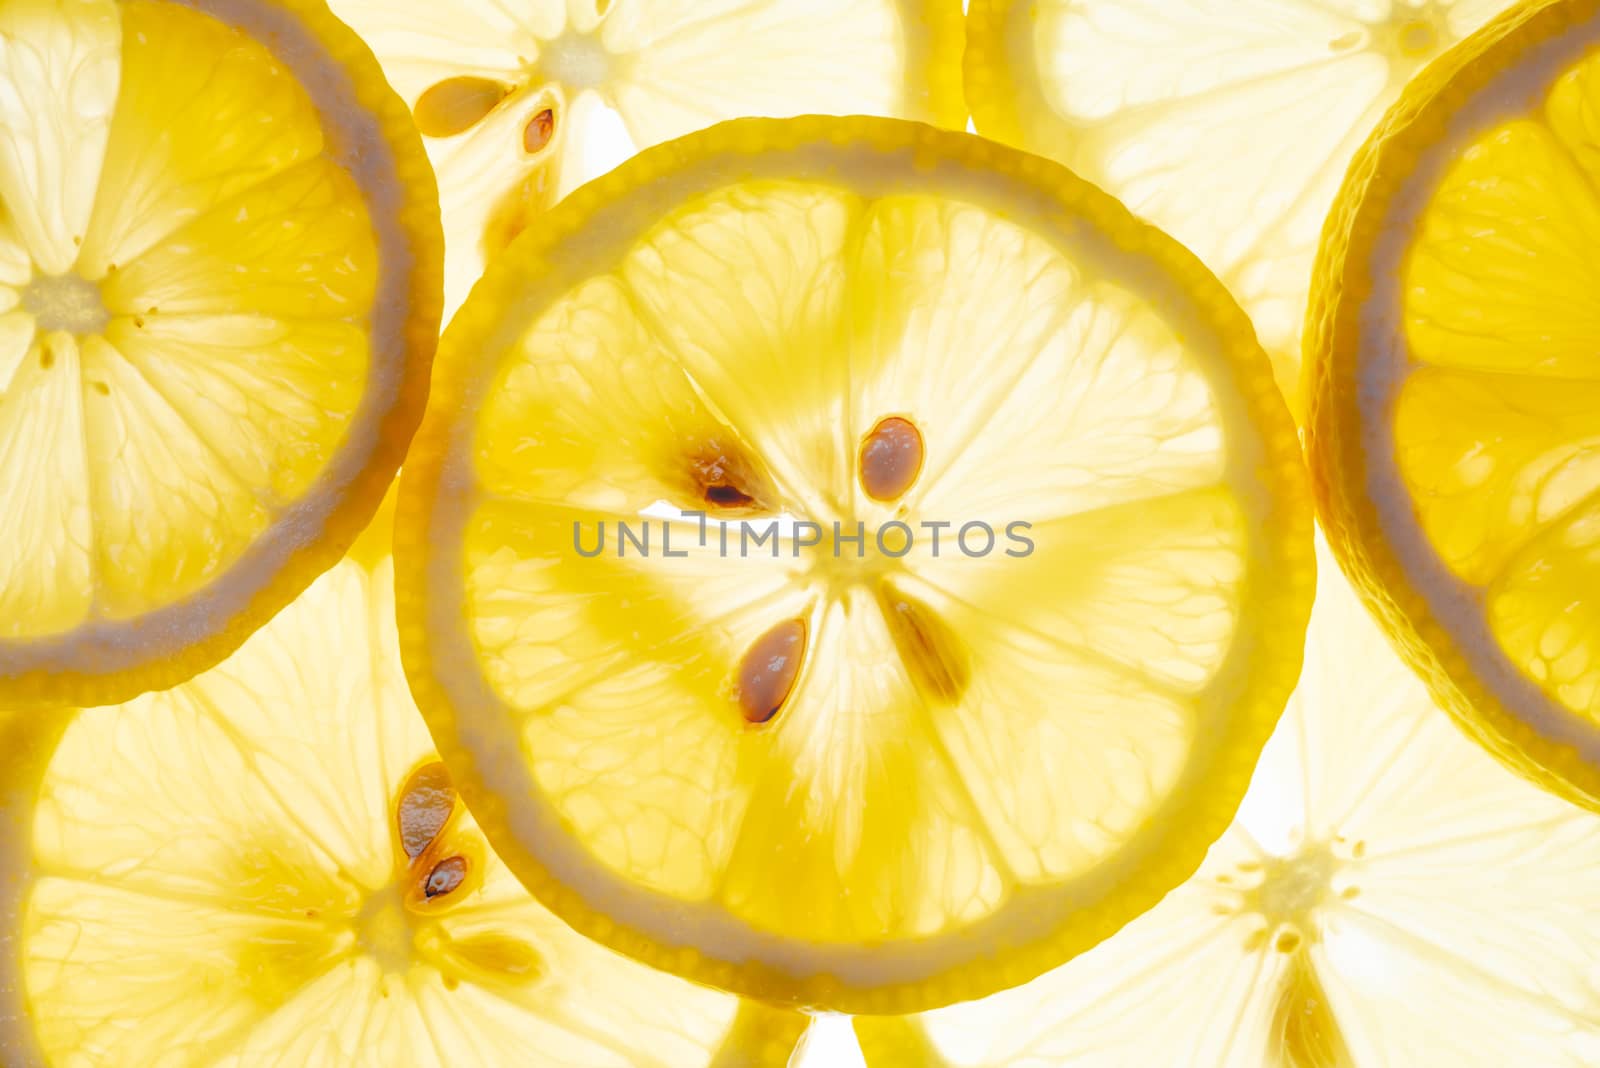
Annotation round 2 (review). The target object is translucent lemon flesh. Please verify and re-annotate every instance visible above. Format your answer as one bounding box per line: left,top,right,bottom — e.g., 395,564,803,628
856,538,1600,1067
327,0,966,316
0,0,440,707
0,533,804,1067
1309,0,1600,808
397,117,1314,1013
964,0,1513,416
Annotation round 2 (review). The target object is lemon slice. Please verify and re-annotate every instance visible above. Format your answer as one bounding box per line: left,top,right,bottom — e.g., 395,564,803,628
0,0,442,708
1308,0,1600,809
855,535,1600,1067
395,116,1315,1013
325,0,965,316
964,0,1513,417
0,503,805,1067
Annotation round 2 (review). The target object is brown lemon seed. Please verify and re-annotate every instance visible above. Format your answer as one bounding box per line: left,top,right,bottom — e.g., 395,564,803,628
524,108,556,154
684,437,776,515
706,484,752,508
737,619,807,724
424,856,469,899
413,76,511,139
879,587,970,704
396,762,456,860
859,416,924,502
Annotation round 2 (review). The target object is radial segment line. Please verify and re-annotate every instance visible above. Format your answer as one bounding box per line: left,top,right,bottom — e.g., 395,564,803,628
185,685,370,892
901,671,1020,887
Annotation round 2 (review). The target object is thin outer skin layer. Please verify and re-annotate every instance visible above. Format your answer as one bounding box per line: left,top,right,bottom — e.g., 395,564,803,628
0,713,71,1068
395,114,1315,1015
0,0,443,711
1308,0,1600,813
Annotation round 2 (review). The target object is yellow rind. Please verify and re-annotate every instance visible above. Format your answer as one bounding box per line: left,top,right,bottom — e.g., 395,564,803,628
0,0,443,711
1307,0,1600,810
0,713,68,1068
396,114,1314,1014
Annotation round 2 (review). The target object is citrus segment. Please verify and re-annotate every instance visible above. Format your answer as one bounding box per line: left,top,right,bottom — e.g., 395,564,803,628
326,0,965,315
0,0,441,706
1308,0,1600,806
964,0,1515,416
0,0,120,276
0,523,806,1067
396,117,1314,1012
75,0,325,275
856,539,1600,1067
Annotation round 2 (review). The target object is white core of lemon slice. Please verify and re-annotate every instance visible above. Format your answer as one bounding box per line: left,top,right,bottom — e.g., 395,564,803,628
397,116,1313,1013
856,534,1600,1067
0,533,805,1067
964,0,1514,417
326,0,966,316
0,0,441,707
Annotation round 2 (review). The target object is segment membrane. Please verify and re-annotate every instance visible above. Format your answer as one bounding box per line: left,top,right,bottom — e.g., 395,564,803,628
1396,48,1600,724
1488,496,1600,723
1405,120,1600,381
1394,368,1600,587
0,330,93,636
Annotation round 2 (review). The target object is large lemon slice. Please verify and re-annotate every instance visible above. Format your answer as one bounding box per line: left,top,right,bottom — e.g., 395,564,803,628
1309,0,1600,809
0,501,805,1067
326,0,965,315
964,0,1513,416
856,536,1600,1067
396,116,1315,1013
0,0,441,708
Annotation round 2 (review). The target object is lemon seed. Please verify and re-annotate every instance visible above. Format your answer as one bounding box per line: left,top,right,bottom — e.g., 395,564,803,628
859,416,924,502
524,108,556,154
396,762,456,860
413,76,510,139
684,436,776,515
424,856,469,898
879,587,970,703
737,619,806,724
